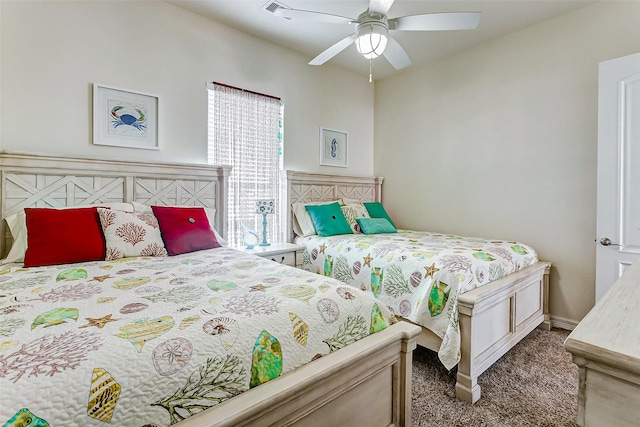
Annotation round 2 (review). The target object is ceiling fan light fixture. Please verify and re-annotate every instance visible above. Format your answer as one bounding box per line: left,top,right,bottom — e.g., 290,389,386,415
355,22,388,59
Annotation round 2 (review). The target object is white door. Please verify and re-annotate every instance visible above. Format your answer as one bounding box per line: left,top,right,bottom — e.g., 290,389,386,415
596,52,640,302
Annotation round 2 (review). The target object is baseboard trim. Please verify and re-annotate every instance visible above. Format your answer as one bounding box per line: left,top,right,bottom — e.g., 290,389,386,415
550,315,578,331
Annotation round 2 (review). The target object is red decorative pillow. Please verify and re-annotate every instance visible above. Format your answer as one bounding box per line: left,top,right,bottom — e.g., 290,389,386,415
23,207,106,267
151,206,221,256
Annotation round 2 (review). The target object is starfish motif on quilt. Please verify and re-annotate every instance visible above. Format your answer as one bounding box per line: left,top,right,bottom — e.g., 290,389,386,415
250,284,268,292
363,253,373,267
90,275,112,283
424,263,440,278
79,313,119,329
319,244,327,254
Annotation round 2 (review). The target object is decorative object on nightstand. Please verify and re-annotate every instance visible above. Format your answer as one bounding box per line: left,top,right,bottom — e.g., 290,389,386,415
239,222,259,250
255,199,274,246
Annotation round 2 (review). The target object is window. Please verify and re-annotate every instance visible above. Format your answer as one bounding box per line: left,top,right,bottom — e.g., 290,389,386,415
207,83,283,247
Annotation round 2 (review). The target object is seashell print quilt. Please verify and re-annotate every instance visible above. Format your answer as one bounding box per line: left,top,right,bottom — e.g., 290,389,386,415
0,248,394,427
296,230,538,370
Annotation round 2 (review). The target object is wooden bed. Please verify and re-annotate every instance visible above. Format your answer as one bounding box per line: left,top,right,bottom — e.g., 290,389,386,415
283,169,552,404
0,151,421,427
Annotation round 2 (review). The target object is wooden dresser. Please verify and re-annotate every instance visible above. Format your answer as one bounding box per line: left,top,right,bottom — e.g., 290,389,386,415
564,261,640,427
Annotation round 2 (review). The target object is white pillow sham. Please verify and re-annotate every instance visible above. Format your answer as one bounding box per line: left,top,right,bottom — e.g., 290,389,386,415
291,200,342,237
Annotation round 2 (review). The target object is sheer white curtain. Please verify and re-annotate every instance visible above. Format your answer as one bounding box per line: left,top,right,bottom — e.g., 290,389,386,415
207,83,283,247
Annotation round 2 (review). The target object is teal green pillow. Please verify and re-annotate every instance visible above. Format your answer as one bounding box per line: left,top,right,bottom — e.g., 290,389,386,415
305,202,353,236
363,202,396,228
356,217,397,234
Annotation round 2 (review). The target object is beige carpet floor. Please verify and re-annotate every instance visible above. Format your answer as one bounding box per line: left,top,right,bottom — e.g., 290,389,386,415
411,328,578,427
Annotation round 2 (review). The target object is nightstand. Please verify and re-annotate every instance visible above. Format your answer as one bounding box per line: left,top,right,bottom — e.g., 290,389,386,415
238,242,305,268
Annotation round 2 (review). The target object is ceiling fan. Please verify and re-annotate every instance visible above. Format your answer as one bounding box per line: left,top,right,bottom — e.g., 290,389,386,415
274,0,480,74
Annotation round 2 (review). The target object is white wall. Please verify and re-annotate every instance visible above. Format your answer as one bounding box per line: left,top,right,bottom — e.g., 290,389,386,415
374,1,640,325
0,0,373,175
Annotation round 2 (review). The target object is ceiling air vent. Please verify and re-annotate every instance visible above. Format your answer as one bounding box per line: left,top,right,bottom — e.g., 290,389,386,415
262,0,291,19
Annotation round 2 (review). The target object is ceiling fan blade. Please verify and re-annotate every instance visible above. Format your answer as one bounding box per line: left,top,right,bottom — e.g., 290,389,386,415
388,12,481,31
274,8,353,24
383,37,412,70
309,34,355,66
368,0,395,15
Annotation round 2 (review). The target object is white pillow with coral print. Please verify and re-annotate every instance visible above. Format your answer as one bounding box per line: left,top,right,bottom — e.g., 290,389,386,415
97,208,168,260
340,203,371,233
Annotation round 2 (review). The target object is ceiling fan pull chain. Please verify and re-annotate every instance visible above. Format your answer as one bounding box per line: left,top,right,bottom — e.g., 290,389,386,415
369,58,373,83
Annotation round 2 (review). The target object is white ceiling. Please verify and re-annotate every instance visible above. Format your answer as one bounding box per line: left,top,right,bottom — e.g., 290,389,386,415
169,0,597,80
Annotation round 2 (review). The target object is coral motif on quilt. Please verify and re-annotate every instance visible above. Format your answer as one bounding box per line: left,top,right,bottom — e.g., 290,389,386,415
0,330,103,382
152,354,247,425
0,248,394,427
34,282,103,302
322,315,367,352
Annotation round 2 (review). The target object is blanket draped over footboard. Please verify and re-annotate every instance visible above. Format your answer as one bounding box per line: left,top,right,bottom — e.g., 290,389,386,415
296,230,538,369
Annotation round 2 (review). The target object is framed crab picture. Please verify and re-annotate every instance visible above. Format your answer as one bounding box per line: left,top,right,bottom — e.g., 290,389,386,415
93,83,160,150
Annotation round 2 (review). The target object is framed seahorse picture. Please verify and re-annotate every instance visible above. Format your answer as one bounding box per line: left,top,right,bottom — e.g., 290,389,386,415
93,83,160,150
319,127,348,167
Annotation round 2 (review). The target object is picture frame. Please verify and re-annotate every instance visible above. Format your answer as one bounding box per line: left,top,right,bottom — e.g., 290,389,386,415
93,83,160,150
319,127,348,167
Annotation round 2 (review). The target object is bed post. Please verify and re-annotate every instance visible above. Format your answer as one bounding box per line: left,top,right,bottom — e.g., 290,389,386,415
538,263,552,331
281,170,294,243
455,308,481,404
217,166,231,240
399,330,418,426
374,176,383,203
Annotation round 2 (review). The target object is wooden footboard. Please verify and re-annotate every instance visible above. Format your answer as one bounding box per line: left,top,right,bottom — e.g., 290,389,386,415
408,261,551,403
178,321,421,427
455,261,551,402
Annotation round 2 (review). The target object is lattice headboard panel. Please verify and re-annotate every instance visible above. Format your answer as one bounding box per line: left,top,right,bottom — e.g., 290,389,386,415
133,178,219,208
282,170,383,242
0,151,230,257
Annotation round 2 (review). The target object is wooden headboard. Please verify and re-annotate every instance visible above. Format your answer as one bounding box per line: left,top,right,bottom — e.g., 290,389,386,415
282,170,383,242
0,151,231,257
